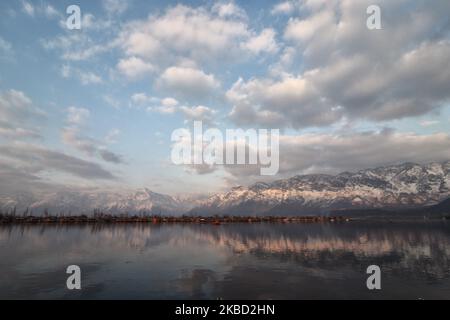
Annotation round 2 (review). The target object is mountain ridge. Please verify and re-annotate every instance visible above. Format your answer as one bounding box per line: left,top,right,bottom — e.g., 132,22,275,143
190,160,450,216
1,161,449,216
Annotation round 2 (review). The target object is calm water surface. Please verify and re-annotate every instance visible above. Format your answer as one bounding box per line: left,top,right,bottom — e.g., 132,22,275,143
0,221,449,299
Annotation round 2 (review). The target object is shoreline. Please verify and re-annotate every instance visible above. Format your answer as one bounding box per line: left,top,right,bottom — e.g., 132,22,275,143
0,215,349,225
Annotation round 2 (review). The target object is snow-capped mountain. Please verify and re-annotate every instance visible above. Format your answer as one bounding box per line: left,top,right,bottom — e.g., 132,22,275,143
190,161,450,216
0,188,191,216
1,161,450,216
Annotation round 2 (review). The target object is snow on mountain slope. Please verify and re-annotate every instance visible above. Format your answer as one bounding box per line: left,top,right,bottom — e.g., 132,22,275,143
1,161,449,216
0,188,190,216
191,161,450,216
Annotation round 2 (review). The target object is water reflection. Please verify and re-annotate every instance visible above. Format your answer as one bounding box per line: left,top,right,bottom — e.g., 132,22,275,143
0,221,449,299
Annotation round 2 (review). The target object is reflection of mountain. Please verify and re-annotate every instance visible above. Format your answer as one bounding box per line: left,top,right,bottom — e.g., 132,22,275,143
3,222,449,281
2,222,450,299
183,224,450,271
192,161,450,216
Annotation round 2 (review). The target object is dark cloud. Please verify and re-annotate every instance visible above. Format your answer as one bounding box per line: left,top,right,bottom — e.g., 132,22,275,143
219,129,450,184
227,0,450,129
99,149,124,164
0,143,118,181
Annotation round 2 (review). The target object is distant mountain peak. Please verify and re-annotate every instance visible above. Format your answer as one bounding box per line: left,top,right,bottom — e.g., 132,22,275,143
190,160,450,216
2,160,450,217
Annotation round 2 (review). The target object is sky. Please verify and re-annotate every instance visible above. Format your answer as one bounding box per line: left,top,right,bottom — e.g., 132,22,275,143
0,0,450,197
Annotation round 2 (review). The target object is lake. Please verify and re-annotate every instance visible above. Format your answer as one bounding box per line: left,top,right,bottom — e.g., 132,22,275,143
0,221,449,299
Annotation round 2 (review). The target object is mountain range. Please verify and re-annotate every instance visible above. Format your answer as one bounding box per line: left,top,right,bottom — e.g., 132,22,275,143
0,189,196,216
1,161,450,216
190,161,450,216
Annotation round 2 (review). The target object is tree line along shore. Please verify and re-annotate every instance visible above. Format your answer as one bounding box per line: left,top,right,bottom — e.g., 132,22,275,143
0,209,348,225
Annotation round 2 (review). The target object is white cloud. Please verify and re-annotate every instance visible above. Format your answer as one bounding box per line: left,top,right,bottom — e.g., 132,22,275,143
243,28,279,55
227,76,342,128
271,1,296,15
117,56,155,80
212,1,247,19
103,0,129,15
147,97,179,114
284,10,335,43
105,129,121,144
131,93,150,105
140,94,216,122
22,1,35,16
44,4,59,18
42,32,114,61
116,3,278,70
131,94,178,114
158,66,220,100
79,71,102,85
0,37,13,58
179,105,217,124
161,97,179,108
420,120,440,127
61,65,103,85
67,107,90,126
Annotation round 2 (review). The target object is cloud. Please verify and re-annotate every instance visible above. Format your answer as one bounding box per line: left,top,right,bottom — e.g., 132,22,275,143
131,93,177,113
136,93,218,123
227,76,340,128
79,71,103,85
61,128,125,165
0,37,13,59
158,66,220,100
61,65,103,85
131,93,157,106
43,4,59,18
419,120,440,127
242,28,279,55
221,129,450,182
179,105,217,124
212,1,247,19
105,129,121,144
21,1,63,19
117,56,155,80
154,100,182,115
155,97,179,114
116,3,279,69
0,123,41,139
227,0,450,129
271,1,296,15
103,0,129,15
0,89,44,139
67,107,90,126
0,143,117,180
43,2,278,77
21,1,35,16
62,108,125,164
42,31,114,61
0,160,43,196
